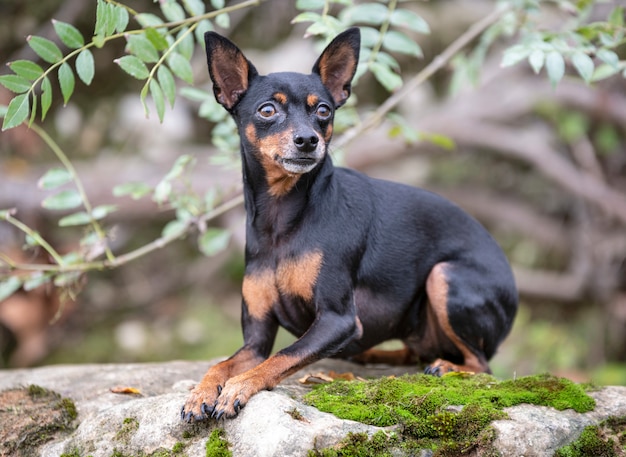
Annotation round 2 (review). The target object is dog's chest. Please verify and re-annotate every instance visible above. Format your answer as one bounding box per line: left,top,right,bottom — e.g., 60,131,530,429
242,250,323,332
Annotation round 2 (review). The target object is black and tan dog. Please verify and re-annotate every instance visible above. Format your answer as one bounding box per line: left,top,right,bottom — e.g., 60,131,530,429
181,28,517,422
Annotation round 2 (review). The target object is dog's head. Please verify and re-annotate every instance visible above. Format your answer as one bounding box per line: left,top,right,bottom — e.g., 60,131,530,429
204,29,360,196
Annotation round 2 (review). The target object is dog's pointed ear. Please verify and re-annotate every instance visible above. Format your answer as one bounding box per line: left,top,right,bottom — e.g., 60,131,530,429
312,28,360,108
205,32,258,111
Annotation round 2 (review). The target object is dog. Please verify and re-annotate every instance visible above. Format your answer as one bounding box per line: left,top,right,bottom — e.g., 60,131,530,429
181,27,518,422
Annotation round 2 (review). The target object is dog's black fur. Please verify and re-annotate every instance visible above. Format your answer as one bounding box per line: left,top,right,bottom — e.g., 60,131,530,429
181,28,517,422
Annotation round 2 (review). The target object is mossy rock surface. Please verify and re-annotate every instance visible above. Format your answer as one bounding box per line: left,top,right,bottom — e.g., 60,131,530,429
305,372,596,455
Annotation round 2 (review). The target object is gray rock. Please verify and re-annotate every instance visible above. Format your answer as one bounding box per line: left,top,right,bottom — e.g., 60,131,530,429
1,359,625,456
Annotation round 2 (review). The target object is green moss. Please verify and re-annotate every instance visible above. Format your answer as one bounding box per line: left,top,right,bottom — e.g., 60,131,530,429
305,373,596,455
115,417,139,444
309,431,399,457
555,416,626,457
206,428,231,457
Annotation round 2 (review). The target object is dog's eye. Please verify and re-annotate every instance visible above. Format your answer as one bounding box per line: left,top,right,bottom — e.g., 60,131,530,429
258,103,277,118
316,104,331,119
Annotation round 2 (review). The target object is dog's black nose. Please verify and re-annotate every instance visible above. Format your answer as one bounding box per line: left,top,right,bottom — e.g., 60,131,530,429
294,132,319,152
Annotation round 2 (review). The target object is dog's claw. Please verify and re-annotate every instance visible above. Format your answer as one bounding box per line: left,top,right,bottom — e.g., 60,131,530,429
234,399,241,413
201,402,215,417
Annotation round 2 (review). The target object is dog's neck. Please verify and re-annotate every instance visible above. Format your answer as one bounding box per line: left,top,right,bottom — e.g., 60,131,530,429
240,145,334,241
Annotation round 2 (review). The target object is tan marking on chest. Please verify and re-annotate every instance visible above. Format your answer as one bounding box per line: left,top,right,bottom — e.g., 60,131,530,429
242,252,324,320
244,123,300,197
277,251,323,301
242,270,279,320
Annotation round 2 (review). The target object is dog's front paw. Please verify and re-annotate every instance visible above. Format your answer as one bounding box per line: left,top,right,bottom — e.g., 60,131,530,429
424,358,460,377
210,374,265,420
181,383,222,422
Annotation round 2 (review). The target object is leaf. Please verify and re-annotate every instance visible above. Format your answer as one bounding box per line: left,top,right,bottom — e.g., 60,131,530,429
167,52,193,84
8,60,44,80
29,92,37,126
91,204,117,220
194,20,214,44
501,44,530,68
161,1,186,22
145,27,169,51
296,0,325,9
369,61,402,92
153,180,172,204
2,93,29,131
23,273,51,291
38,167,72,189
150,79,166,122
76,49,95,85
115,55,150,80
95,0,109,37
27,35,63,64
52,19,84,49
571,52,594,83
127,34,160,63
157,65,176,108
113,182,152,199
54,271,82,287
198,228,231,256
382,30,422,58
113,5,130,33
58,211,92,226
176,28,194,60
40,77,52,120
161,219,187,237
211,0,225,8
343,3,389,25
528,49,545,74
390,9,430,34
0,74,31,93
0,277,22,302
215,13,230,29
58,62,75,105
135,13,165,29
596,49,619,68
545,51,565,88
291,11,322,24
42,189,83,210
183,0,205,16
590,63,620,82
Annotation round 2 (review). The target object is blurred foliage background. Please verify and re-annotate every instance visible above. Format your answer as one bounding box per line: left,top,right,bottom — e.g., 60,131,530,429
0,0,625,385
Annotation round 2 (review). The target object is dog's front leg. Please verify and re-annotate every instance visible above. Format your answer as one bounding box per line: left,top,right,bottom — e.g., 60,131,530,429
181,312,278,422
211,307,361,419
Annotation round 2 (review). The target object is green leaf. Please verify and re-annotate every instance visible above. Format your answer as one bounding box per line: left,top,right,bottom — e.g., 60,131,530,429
38,167,72,189
528,49,545,74
0,74,31,93
76,49,95,85
390,9,430,34
157,65,176,108
183,0,205,16
165,154,195,180
343,3,389,25
135,13,165,28
571,52,594,83
58,211,91,226
291,11,322,24
161,219,187,238
590,63,620,82
127,34,160,63
154,180,172,204
113,182,152,199
29,92,37,126
596,49,619,68
215,13,230,29
95,0,109,37
23,273,51,291
27,35,63,64
58,62,75,105
115,55,150,80
145,27,169,51
42,189,83,210
382,30,422,58
54,271,82,287
161,1,186,22
2,93,29,131
40,77,52,120
167,52,193,84
180,87,212,102
113,5,130,33
0,277,22,302
176,28,194,60
369,61,402,91
150,79,166,122
296,0,325,9
545,51,565,88
91,204,117,219
198,228,231,256
211,0,225,8
501,44,530,68
608,5,624,28
52,19,84,49
195,20,213,44
8,60,44,80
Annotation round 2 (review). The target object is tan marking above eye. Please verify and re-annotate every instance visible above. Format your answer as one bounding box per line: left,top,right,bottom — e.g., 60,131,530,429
273,92,287,104
306,94,319,107
277,251,323,301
